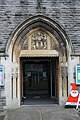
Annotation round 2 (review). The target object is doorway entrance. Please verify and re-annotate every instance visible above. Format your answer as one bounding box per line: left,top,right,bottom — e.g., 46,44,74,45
20,57,58,103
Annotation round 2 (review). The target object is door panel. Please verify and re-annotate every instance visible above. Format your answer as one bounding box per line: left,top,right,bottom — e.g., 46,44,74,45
21,57,58,99
51,58,57,98
23,62,49,98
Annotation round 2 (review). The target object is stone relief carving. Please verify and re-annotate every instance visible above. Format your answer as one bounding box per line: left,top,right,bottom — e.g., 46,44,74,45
21,31,61,52
31,32,47,50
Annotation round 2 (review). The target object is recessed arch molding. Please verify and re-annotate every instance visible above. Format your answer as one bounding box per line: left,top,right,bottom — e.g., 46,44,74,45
6,14,70,61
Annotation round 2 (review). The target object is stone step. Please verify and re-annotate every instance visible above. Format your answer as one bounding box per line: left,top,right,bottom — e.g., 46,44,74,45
0,106,4,113
0,111,6,120
0,115,5,120
0,109,4,112
6,106,80,120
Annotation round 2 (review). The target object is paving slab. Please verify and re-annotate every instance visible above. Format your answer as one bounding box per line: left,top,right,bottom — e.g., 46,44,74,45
6,105,80,120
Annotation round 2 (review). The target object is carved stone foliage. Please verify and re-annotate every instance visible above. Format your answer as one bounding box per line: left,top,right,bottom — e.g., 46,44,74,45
50,39,59,51
31,32,47,50
61,66,68,78
21,39,28,50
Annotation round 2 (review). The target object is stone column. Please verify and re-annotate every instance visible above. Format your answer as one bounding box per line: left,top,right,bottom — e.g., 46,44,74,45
63,54,67,99
58,55,63,105
59,52,68,105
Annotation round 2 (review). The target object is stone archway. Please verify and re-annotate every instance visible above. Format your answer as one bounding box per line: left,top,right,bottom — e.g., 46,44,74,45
6,15,69,60
19,29,59,102
6,15,69,105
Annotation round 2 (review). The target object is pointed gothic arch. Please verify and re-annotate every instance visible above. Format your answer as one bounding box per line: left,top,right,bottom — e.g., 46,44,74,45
6,15,70,105
6,14,70,62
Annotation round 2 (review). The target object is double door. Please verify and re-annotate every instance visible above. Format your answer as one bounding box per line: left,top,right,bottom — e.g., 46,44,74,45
22,58,57,99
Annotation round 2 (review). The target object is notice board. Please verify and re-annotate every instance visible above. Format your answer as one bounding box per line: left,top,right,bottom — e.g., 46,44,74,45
76,65,80,84
0,66,4,86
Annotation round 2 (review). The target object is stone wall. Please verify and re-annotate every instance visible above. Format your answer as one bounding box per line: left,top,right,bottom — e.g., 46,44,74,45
0,0,80,54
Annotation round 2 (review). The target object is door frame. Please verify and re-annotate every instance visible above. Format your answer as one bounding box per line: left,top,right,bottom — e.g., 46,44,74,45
50,61,53,98
20,57,59,103
50,57,59,98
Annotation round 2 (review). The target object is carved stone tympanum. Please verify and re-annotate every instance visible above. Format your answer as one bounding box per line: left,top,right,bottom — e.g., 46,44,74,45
31,32,47,50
